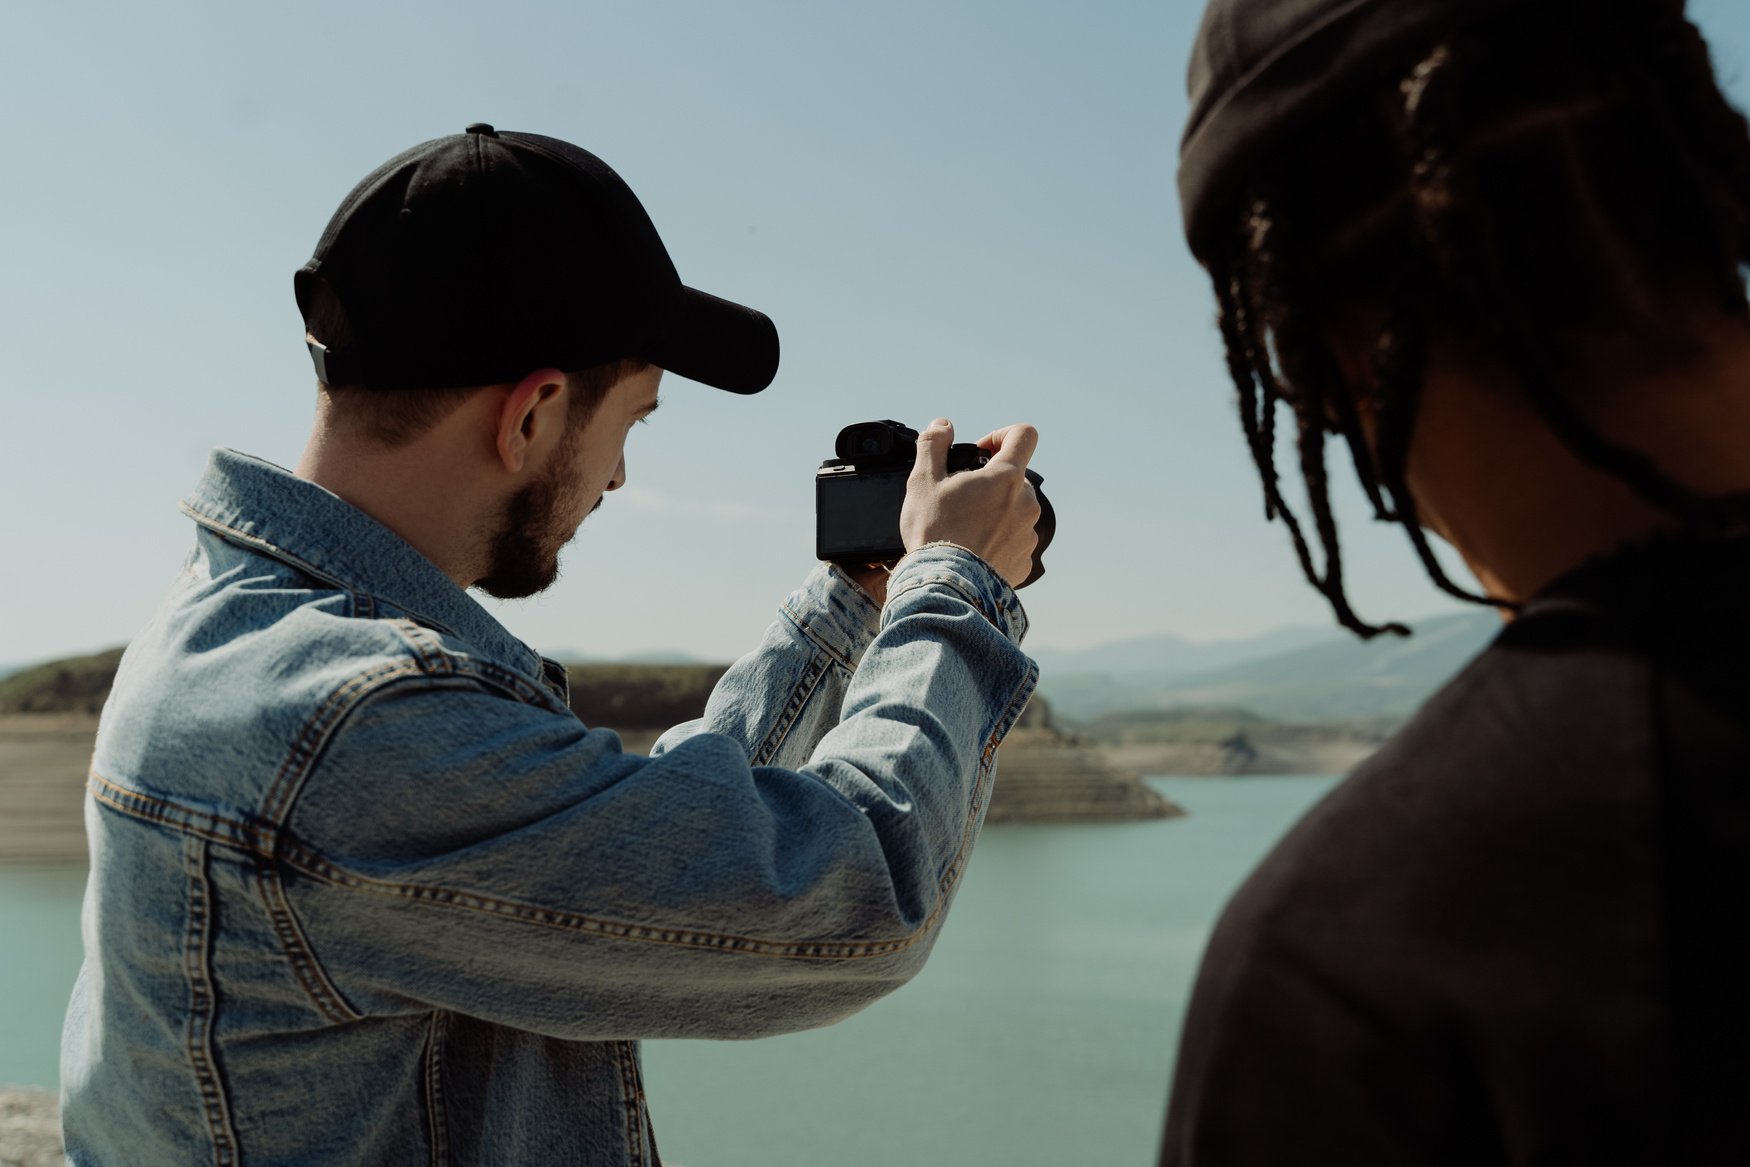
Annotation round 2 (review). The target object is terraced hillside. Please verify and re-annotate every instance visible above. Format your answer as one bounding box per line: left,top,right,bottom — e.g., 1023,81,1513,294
0,714,95,862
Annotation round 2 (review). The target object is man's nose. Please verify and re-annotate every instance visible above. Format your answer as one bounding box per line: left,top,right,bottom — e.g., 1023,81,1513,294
606,454,626,492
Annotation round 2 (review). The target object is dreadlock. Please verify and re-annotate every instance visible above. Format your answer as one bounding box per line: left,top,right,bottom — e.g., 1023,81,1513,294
1214,0,1750,638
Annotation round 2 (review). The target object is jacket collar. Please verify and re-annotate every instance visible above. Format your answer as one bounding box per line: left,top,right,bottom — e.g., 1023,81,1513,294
180,448,551,682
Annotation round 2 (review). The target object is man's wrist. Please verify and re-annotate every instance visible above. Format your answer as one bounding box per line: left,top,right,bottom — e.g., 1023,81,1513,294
841,562,893,607
887,543,1029,643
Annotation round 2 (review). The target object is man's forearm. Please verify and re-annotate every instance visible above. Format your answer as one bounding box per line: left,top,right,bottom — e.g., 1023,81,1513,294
651,562,883,768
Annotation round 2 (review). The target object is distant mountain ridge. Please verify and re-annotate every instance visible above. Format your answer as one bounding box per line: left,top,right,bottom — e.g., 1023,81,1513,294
1027,624,1340,680
1034,611,1503,723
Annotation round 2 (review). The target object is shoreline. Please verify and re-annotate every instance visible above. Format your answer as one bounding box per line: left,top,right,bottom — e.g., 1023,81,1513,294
0,1086,62,1166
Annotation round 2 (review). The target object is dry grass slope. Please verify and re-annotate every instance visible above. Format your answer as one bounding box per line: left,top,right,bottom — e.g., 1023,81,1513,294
0,649,123,716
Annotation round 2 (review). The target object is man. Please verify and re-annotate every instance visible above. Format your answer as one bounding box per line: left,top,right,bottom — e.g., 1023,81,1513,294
1165,1,1750,1162
61,125,1042,1166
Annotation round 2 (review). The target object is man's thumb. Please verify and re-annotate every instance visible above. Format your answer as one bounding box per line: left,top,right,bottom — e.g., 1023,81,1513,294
912,418,954,482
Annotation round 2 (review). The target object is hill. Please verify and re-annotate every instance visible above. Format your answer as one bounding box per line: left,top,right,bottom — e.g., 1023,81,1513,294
0,647,126,714
0,647,724,729
561,662,727,728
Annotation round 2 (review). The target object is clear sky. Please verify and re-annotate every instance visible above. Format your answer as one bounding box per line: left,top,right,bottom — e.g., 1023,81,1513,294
4,1,1750,667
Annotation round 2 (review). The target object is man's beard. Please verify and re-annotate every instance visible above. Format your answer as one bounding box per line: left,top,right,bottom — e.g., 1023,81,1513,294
475,454,595,600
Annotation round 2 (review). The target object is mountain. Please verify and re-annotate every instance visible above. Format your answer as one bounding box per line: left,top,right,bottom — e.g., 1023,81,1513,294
1144,611,1502,721
1037,612,1503,723
1027,624,1342,680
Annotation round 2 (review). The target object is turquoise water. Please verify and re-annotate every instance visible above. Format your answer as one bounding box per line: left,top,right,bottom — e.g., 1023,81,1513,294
0,775,1338,1164
0,863,87,1088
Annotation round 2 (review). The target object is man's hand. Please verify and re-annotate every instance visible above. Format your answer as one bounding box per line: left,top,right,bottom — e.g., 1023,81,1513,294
900,418,1041,589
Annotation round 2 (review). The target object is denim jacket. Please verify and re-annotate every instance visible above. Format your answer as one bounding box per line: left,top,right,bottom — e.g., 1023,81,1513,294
60,449,1036,1167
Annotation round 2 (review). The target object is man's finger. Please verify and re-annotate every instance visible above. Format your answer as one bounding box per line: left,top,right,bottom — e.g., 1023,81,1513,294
912,418,954,482
982,423,1039,470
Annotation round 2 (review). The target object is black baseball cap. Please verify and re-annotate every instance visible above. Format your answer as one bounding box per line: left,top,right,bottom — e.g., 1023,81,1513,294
295,124,779,394
1179,0,1531,260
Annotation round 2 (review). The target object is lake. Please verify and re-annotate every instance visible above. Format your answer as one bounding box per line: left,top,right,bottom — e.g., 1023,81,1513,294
0,775,1339,1165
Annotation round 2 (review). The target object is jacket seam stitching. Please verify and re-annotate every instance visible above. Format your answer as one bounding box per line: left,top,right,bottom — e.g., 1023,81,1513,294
887,571,998,626
467,657,570,711
278,836,921,961
260,659,431,827
101,651,1037,970
255,658,557,1038
751,654,828,766
90,771,274,854
778,600,861,671
182,835,241,1166
390,618,453,678
260,657,559,840
273,659,1038,964
87,648,563,854
424,1011,451,1167
413,639,568,712
615,1040,646,1167
254,856,361,1025
938,661,1040,901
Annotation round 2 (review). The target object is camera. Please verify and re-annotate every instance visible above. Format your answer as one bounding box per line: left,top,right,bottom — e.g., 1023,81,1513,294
816,420,1055,587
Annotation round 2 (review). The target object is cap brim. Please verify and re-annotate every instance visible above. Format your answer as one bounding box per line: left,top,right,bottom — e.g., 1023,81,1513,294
642,286,779,395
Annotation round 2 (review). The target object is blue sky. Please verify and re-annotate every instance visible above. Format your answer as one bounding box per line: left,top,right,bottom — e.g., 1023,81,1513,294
4,1,1750,666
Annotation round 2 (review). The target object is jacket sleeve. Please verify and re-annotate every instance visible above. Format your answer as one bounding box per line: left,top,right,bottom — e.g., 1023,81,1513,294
280,546,1036,1042
650,561,884,770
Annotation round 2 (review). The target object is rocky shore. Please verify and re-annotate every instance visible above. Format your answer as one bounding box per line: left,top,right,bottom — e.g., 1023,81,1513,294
1098,736,1378,778
0,1088,63,1167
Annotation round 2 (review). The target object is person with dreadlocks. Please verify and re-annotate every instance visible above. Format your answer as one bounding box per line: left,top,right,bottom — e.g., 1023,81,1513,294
1163,0,1750,1162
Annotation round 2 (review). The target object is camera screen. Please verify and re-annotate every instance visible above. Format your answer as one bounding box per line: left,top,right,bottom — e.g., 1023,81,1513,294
816,469,908,560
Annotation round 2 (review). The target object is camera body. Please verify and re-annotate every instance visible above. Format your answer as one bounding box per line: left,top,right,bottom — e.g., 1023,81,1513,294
815,420,1054,586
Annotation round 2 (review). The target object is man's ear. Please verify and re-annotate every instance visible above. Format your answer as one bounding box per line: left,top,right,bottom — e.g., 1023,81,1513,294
494,368,569,474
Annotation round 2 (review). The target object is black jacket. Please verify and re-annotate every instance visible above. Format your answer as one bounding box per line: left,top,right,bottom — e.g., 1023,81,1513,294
1162,534,1750,1165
